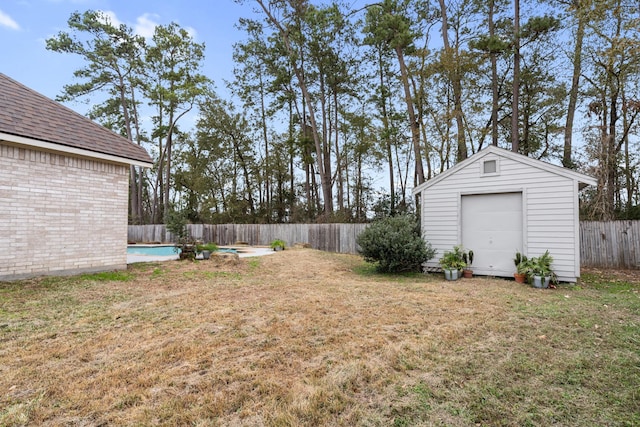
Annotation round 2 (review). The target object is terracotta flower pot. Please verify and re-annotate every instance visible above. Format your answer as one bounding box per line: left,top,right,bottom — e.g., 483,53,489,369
463,269,473,278
514,273,527,283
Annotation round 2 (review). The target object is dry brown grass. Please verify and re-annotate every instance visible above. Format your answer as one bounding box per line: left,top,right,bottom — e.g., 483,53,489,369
1,249,639,426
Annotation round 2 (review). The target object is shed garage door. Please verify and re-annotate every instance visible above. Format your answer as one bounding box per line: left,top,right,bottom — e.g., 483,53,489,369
461,193,522,277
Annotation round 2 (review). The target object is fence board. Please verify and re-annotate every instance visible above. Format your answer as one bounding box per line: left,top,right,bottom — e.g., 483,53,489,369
128,223,368,254
580,220,640,269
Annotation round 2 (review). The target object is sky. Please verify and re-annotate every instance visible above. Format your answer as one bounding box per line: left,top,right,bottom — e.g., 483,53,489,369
1,0,389,191
0,0,260,103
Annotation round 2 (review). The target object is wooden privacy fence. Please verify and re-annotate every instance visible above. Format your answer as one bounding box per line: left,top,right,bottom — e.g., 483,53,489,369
128,223,369,254
129,221,640,267
580,221,640,269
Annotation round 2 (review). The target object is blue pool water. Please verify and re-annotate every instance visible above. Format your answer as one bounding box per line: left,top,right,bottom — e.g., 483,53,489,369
127,245,179,256
218,248,238,253
127,246,240,256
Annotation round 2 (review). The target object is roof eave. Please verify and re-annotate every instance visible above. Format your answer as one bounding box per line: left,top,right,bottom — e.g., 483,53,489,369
0,132,153,168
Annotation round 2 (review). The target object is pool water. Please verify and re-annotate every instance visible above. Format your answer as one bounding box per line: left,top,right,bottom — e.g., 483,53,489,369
127,245,179,256
218,248,238,254
127,246,240,257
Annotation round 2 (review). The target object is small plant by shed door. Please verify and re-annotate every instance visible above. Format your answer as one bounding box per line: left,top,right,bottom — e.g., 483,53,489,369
461,193,523,277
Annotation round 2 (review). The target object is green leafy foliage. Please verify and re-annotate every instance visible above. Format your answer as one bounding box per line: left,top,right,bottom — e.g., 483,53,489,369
165,210,197,260
270,239,286,250
438,245,468,270
165,210,188,240
196,243,218,253
356,215,435,273
514,251,530,275
529,250,554,278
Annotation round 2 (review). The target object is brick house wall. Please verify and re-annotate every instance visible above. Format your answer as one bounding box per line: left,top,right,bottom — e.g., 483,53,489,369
0,143,129,281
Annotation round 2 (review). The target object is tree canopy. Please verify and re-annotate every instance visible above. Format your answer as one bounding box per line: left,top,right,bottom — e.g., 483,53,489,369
47,0,640,223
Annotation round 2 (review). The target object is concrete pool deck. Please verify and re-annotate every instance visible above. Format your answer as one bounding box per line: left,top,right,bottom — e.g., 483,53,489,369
127,246,276,264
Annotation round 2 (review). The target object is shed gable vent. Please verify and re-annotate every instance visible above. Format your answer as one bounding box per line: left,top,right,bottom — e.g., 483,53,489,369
483,159,497,174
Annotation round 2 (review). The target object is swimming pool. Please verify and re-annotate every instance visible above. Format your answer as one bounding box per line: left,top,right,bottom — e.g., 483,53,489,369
127,245,180,256
127,245,240,256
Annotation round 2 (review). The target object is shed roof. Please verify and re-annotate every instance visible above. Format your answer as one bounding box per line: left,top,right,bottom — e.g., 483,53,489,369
0,73,152,167
412,145,597,195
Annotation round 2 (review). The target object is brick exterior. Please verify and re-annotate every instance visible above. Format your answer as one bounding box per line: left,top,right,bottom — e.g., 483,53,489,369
0,143,129,281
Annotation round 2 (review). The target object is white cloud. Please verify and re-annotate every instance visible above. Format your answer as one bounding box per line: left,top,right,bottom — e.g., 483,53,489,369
134,14,198,41
62,10,196,42
96,10,124,28
185,26,198,40
94,10,160,40
135,13,159,39
0,9,21,31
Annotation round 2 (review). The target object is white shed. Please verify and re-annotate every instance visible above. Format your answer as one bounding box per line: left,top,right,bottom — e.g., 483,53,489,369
411,145,597,283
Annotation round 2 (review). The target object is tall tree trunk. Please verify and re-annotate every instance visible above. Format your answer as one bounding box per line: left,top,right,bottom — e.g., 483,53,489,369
130,87,145,223
259,72,271,213
152,105,164,223
607,86,619,218
234,137,256,215
622,89,632,217
318,69,334,216
512,0,520,153
115,74,140,225
164,129,172,218
378,50,395,214
438,0,467,161
256,0,334,215
395,45,425,185
333,91,344,212
356,152,363,220
563,4,585,169
164,93,175,219
419,117,432,180
489,0,499,146
288,100,296,220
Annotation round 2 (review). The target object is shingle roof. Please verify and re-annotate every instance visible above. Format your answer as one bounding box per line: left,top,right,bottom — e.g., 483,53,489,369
0,73,152,165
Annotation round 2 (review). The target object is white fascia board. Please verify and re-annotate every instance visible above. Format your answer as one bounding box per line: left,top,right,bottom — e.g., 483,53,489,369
0,132,153,168
494,147,597,187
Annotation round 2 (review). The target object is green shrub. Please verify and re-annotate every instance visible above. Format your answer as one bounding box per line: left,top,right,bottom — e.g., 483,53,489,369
356,214,435,273
196,242,218,253
165,210,196,260
270,239,286,250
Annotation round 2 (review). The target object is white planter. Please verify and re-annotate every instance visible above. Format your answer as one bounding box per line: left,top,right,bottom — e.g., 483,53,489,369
532,275,550,289
444,269,461,281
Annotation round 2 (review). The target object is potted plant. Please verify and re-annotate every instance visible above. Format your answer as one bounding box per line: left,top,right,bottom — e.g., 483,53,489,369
513,251,529,283
439,245,467,281
530,250,554,288
462,249,474,278
270,239,286,251
196,242,218,260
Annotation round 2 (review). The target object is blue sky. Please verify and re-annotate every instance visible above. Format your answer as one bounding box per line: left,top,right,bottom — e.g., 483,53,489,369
0,0,256,102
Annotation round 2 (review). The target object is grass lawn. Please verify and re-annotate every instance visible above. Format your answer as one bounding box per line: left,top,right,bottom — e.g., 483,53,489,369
1,249,639,426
